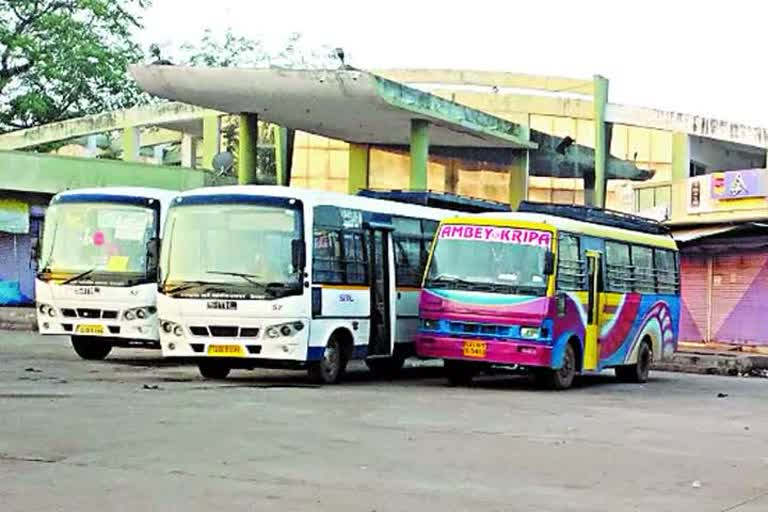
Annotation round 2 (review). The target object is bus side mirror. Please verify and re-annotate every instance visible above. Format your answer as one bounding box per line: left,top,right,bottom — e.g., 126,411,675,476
146,237,160,274
292,240,306,271
543,251,555,276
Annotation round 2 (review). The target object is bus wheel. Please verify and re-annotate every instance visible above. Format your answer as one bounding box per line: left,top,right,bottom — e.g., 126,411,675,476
543,343,576,390
445,360,476,386
365,356,405,379
71,336,112,360
308,337,347,384
198,361,231,380
616,341,652,383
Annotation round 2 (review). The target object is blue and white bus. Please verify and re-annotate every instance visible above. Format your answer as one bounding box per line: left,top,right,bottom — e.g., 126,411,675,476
156,185,473,383
35,187,177,360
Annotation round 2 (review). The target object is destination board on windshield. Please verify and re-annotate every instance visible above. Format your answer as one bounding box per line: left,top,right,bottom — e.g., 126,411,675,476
438,224,552,247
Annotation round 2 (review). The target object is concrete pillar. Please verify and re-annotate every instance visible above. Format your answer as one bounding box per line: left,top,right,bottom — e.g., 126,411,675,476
670,132,690,220
590,75,610,208
275,126,295,187
201,114,221,170
85,135,98,158
347,143,370,194
153,145,165,164
239,113,259,185
121,127,140,162
409,119,430,190
508,150,529,210
180,134,197,168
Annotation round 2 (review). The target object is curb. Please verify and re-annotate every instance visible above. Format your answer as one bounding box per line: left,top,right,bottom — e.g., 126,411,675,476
654,351,768,377
0,307,37,332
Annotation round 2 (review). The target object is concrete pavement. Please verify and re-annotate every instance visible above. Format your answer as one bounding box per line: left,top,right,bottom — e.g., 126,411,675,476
1,332,767,512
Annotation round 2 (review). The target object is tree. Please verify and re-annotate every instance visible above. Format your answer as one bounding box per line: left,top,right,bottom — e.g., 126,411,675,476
0,0,149,132
177,29,338,70
171,29,339,182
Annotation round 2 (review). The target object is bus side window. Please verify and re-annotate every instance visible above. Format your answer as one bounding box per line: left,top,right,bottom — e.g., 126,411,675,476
392,216,425,288
654,249,679,294
343,232,368,285
556,234,585,291
605,241,633,292
312,229,343,284
631,245,655,293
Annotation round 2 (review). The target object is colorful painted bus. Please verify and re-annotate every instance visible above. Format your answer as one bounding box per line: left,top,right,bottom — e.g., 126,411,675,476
35,187,177,360
415,202,680,389
156,186,495,383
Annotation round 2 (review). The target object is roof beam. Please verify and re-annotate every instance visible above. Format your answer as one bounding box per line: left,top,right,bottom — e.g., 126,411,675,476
375,69,593,95
0,102,217,150
605,103,768,148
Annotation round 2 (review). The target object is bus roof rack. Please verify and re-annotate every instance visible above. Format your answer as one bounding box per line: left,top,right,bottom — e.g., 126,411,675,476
356,189,510,213
517,201,670,235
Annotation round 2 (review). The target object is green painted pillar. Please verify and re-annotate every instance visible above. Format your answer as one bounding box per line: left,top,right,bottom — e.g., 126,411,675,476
347,143,370,194
591,75,610,208
238,113,258,185
670,132,690,220
121,127,140,162
275,125,296,186
508,150,529,210
508,119,530,210
409,119,430,190
201,114,221,170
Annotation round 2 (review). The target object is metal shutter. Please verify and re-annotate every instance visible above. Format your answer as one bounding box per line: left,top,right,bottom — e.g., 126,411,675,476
711,250,768,345
679,254,709,342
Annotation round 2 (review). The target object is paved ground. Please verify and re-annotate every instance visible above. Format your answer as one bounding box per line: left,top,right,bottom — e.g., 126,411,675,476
1,332,767,512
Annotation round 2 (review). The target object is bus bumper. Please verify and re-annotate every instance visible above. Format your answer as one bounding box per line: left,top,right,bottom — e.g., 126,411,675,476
416,334,552,367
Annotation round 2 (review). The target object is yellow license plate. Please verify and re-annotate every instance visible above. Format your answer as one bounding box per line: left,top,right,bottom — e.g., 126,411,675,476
76,324,104,335
463,341,487,359
207,344,245,357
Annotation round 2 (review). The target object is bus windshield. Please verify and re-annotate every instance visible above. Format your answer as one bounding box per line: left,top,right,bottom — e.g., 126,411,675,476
425,224,553,296
39,201,157,285
160,203,303,298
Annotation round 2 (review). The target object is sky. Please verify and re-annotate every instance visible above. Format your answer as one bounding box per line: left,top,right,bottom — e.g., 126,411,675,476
138,0,767,127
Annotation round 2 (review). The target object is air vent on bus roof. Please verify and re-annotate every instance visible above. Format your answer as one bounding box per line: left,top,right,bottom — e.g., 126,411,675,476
517,201,670,235
356,189,510,213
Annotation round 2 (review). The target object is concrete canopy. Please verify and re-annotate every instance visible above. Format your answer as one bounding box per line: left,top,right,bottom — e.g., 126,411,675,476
129,66,537,150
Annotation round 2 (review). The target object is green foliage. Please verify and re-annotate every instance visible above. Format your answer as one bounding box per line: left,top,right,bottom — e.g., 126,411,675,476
178,29,337,69
0,0,149,132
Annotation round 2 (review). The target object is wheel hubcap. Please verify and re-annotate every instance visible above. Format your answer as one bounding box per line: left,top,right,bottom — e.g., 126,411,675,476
559,350,574,379
322,344,339,376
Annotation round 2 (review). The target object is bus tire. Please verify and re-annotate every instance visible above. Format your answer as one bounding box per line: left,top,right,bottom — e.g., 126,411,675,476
445,360,476,386
616,340,652,383
198,361,231,380
543,343,577,390
71,336,112,360
365,356,405,379
308,336,347,384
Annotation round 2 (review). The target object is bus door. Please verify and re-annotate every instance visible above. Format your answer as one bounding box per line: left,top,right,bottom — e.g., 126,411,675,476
365,224,394,357
583,250,602,370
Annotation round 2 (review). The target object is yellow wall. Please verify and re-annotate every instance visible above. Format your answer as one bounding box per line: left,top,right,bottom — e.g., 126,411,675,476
286,88,674,214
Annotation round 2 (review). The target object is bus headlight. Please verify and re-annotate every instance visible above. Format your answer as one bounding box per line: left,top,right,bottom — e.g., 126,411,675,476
124,306,155,321
520,327,541,339
266,321,305,339
37,303,56,317
160,320,183,337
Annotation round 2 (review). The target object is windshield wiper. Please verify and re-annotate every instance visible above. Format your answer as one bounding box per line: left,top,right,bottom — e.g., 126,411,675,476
427,274,476,289
264,281,302,297
163,281,221,294
61,267,97,285
206,271,263,286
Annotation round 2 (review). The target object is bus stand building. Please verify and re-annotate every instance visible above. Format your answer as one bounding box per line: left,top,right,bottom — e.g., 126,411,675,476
2,66,768,352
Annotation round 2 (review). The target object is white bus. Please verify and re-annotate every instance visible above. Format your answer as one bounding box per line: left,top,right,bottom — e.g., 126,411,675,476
157,185,468,383
35,187,178,360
